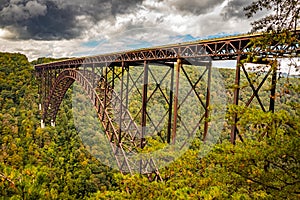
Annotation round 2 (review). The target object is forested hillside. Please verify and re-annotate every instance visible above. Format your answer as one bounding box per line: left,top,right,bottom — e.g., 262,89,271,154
0,52,299,199
0,53,114,199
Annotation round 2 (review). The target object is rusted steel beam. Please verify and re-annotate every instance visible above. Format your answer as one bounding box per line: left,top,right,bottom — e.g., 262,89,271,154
172,58,182,145
35,30,300,70
231,53,241,145
103,66,108,121
112,66,115,89
242,65,270,112
269,62,278,113
119,62,125,143
141,61,149,149
125,65,130,110
167,63,175,144
92,64,95,88
203,61,212,141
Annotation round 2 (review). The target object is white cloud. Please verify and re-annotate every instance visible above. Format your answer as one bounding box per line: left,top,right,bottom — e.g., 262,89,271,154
0,28,15,39
1,1,47,21
0,38,91,61
0,0,257,60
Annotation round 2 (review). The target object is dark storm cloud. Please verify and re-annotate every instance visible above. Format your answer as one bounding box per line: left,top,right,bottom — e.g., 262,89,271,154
170,0,224,15
222,0,253,19
0,0,143,40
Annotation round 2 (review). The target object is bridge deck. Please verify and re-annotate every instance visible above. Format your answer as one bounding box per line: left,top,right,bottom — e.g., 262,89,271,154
35,30,300,70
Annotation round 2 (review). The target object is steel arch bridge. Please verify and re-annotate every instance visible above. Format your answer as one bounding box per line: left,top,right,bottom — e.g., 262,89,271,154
35,30,300,180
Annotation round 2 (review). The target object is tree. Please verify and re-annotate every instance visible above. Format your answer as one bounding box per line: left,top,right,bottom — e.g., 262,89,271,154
241,0,299,112
245,0,299,33
0,53,115,199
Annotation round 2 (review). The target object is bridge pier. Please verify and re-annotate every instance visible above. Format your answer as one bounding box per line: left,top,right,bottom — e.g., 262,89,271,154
118,62,125,143
141,61,149,149
231,53,242,145
230,56,280,144
203,61,212,142
167,63,175,144
172,58,182,145
269,61,278,113
125,65,130,110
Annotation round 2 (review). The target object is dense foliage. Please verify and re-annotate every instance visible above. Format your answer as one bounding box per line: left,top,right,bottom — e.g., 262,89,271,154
0,52,299,199
245,0,299,32
0,53,114,199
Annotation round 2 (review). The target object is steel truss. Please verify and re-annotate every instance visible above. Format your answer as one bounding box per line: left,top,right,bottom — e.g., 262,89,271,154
35,31,300,178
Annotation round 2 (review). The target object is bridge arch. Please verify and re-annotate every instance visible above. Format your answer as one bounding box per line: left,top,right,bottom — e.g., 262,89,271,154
43,69,102,125
42,68,162,180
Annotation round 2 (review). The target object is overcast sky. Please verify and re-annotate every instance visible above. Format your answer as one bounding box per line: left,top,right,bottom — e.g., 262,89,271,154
0,0,261,61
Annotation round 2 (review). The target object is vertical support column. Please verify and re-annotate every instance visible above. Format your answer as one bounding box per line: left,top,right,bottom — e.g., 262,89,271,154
43,68,48,126
41,68,46,128
83,63,86,76
141,61,149,149
119,62,125,143
231,53,242,144
54,67,58,84
112,66,115,89
44,69,48,104
47,70,50,98
203,61,212,141
91,64,96,101
48,70,52,113
269,61,277,113
38,71,42,111
167,63,175,144
37,70,42,111
96,66,103,88
103,66,108,120
125,65,130,110
172,58,182,145
50,68,56,128
37,70,44,128
92,64,95,88
49,69,52,90
51,69,55,89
